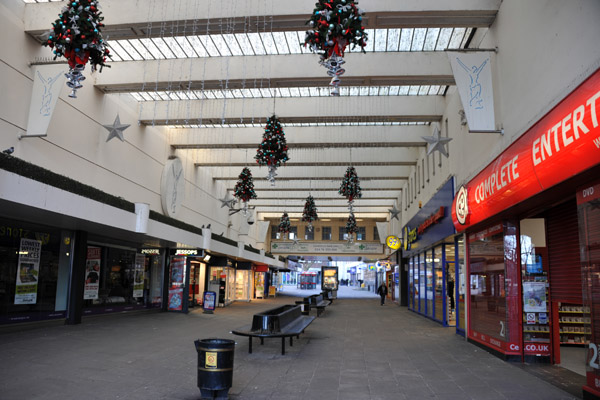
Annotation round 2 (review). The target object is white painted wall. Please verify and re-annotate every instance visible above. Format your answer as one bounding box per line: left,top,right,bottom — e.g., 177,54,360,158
0,0,261,249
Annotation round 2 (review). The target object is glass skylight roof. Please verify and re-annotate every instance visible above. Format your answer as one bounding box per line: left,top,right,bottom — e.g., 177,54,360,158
168,121,429,129
22,0,63,2
131,85,445,102
108,27,473,62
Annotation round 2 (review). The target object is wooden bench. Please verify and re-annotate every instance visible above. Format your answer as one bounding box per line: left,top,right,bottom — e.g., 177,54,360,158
231,305,315,355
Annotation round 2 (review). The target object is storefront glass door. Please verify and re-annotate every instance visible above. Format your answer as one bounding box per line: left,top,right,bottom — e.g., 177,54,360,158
433,246,443,322
426,253,433,318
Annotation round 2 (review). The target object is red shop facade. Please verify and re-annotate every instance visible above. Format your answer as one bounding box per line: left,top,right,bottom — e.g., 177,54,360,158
451,68,600,399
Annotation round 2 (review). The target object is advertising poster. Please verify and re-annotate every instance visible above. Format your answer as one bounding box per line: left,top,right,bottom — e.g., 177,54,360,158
168,288,183,311
15,238,42,305
84,246,102,300
523,282,547,312
133,253,146,298
203,291,216,311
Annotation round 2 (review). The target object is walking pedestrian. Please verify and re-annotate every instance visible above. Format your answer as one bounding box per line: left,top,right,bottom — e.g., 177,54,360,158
377,283,388,306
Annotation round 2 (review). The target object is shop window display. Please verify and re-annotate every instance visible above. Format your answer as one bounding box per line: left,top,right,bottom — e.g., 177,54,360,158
426,252,434,318
457,238,466,331
408,258,414,310
419,255,426,313
0,219,66,323
433,246,443,322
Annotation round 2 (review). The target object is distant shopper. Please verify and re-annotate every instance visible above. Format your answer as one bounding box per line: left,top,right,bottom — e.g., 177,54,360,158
377,283,388,306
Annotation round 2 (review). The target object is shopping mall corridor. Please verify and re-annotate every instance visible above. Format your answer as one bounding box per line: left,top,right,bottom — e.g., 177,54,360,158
0,295,580,400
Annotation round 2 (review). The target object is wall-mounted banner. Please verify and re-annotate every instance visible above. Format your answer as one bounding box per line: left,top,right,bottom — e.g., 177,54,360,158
84,246,101,300
14,238,42,305
25,64,67,138
448,51,495,131
270,241,383,254
453,68,600,231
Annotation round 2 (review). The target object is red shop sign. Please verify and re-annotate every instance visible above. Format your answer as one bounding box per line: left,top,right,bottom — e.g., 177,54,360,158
523,342,551,356
453,68,600,231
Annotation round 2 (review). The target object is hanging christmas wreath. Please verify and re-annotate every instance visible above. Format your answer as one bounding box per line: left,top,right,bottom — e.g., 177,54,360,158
303,0,367,95
43,0,111,98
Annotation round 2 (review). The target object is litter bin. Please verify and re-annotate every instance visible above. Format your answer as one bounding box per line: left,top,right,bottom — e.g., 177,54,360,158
194,338,235,399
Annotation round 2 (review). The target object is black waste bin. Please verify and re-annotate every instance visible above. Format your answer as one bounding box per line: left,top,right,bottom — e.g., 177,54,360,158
194,338,235,400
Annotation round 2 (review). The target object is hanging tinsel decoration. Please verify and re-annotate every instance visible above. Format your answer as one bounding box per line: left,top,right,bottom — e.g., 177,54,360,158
339,166,362,212
42,0,111,98
303,0,367,96
278,212,291,235
255,115,289,186
345,212,358,243
301,195,319,231
233,167,257,215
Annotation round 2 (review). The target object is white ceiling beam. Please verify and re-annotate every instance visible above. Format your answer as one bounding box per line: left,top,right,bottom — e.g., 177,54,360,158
25,1,500,39
170,125,430,148
96,53,453,92
211,166,412,180
140,96,445,125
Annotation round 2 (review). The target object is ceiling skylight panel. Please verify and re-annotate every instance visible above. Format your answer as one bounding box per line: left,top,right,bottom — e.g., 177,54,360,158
379,87,390,96
140,38,166,59
285,32,302,54
369,87,379,96
349,87,360,96
249,88,262,97
203,91,216,99
169,92,183,100
411,28,427,51
106,44,123,61
460,28,474,48
298,88,310,97
246,33,266,55
260,33,278,55
131,93,144,101
408,86,420,95
423,28,440,51
210,35,232,56
436,28,452,50
223,90,235,99
399,29,413,51
418,86,430,95
163,37,187,58
118,40,143,60
109,41,132,61
359,87,369,96
222,34,243,56
279,88,291,97
428,85,441,95
437,86,447,95
152,38,176,58
140,92,153,101
448,28,465,49
272,32,290,54
309,87,320,96
174,37,197,57
297,32,312,54
398,86,409,95
231,89,244,98
374,29,387,52
362,29,375,52
288,88,301,97
211,90,225,99
389,86,400,95
187,36,209,57
387,29,401,51
236,34,255,55
198,35,220,56
259,88,272,97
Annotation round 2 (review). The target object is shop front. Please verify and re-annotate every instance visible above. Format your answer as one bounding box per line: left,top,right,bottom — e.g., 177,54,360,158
166,248,208,313
450,68,600,396
254,264,269,298
208,257,236,307
0,217,71,324
405,178,465,331
83,245,165,316
235,262,252,302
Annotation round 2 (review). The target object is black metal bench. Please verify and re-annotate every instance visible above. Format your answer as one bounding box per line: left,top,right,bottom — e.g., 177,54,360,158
231,305,315,355
310,294,329,317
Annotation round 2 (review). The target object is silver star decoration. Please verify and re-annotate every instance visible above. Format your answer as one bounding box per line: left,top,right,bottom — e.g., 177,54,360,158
421,125,452,158
388,204,401,221
103,115,130,142
291,238,300,246
219,193,236,209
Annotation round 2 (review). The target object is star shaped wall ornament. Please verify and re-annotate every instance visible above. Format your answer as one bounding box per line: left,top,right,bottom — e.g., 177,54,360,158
219,193,236,209
421,125,452,158
388,204,401,220
103,115,130,142
292,238,300,246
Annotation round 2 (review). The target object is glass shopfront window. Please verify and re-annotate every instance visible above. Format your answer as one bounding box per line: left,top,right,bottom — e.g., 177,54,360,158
444,243,457,328
433,246,443,322
469,223,521,347
419,254,426,313
409,258,414,310
426,252,434,317
457,238,466,331
0,219,69,324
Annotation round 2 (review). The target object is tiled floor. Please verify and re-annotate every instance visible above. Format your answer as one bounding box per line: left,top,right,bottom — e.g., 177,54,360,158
0,296,582,400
